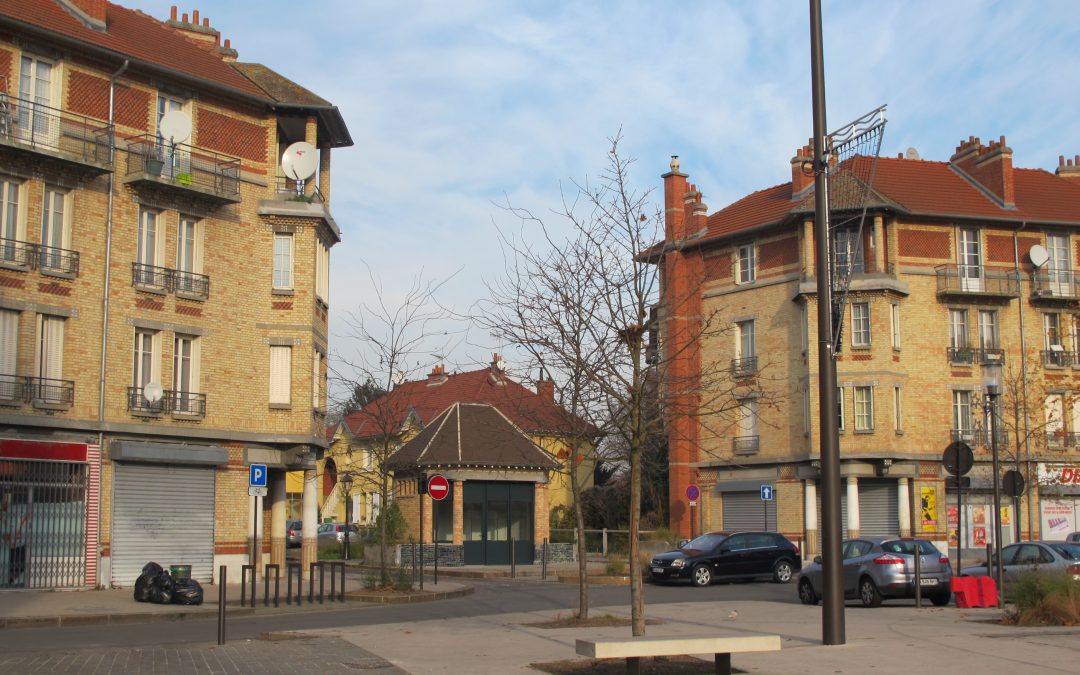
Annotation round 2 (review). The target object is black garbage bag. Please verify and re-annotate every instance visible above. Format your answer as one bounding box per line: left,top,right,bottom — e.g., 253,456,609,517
148,571,174,604
142,561,164,577
133,574,154,602
172,578,204,605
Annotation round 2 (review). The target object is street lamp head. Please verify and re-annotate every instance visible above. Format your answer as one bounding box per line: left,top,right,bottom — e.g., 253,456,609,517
981,361,1002,396
340,473,353,491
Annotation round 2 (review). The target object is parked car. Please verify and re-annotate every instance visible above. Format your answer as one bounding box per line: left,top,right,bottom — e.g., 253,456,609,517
286,520,302,548
650,531,801,586
1066,532,1080,544
798,537,952,608
959,540,1080,582
316,522,359,543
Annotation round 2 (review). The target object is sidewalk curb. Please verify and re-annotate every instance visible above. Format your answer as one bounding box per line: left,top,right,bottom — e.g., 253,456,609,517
345,584,474,604
0,607,256,631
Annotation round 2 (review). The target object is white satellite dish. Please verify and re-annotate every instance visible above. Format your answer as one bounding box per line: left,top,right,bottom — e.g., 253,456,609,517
159,110,192,145
495,358,506,371
905,147,921,160
392,370,406,385
143,381,164,404
1029,244,1050,268
281,141,318,181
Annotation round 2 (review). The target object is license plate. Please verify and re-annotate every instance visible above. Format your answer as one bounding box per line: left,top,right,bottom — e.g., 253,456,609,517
919,578,938,586
651,567,663,574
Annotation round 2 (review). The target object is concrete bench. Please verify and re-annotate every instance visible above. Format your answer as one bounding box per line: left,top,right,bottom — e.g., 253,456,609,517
576,633,781,674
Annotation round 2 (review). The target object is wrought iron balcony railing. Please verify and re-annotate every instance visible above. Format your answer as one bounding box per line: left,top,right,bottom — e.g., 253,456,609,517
0,238,80,276
935,265,1020,298
0,237,36,268
0,93,113,170
26,376,74,407
132,262,170,292
172,269,210,299
1031,270,1080,300
732,435,760,456
127,385,165,414
730,356,758,378
0,373,24,402
273,175,324,202
947,347,1005,366
950,428,1009,448
125,135,240,202
131,263,208,300
1040,348,1075,368
38,244,80,276
168,390,206,417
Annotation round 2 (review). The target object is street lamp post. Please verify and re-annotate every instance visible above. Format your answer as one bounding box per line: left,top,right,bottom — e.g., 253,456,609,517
982,362,1005,608
340,473,353,561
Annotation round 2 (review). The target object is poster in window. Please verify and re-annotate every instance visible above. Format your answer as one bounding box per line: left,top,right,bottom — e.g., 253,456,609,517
972,505,986,526
920,487,937,531
973,527,987,547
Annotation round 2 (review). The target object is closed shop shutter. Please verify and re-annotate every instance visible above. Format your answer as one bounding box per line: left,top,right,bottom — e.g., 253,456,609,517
111,463,215,586
858,479,899,537
722,491,776,531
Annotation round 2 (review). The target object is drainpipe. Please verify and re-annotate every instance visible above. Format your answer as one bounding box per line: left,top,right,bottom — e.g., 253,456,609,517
1012,224,1034,539
96,58,128,587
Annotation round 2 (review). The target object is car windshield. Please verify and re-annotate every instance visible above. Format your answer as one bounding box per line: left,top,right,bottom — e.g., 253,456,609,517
1049,542,1080,560
681,533,727,550
881,539,938,555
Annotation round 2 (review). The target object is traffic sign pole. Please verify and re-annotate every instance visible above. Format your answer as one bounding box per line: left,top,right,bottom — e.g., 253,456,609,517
248,464,268,580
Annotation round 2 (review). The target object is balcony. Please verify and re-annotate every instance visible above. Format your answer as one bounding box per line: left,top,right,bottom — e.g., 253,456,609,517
1047,432,1080,449
0,94,113,174
935,265,1019,299
1031,270,1080,302
0,238,80,277
1040,348,1076,368
730,356,758,378
26,376,74,409
127,385,165,416
128,386,206,419
947,347,1005,366
272,175,325,203
124,135,240,204
132,263,209,300
732,436,760,456
0,373,24,404
950,428,1009,449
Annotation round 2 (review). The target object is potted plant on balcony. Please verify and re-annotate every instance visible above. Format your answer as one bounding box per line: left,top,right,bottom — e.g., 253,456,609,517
146,156,165,176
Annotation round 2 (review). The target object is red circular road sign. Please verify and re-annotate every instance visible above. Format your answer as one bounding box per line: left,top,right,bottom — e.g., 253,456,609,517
686,484,700,501
427,474,450,501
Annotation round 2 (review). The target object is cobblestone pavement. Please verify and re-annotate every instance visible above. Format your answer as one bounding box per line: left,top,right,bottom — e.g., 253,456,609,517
0,635,407,674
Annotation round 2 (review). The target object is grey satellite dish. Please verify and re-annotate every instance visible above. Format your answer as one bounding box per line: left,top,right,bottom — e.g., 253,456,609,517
159,110,192,145
1029,244,1050,268
905,147,921,160
143,381,164,404
281,141,318,181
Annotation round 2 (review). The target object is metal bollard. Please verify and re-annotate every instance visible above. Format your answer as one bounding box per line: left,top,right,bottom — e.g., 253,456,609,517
914,546,922,608
264,563,280,608
510,537,516,579
602,528,608,557
309,562,318,603
319,560,326,604
240,564,255,607
986,543,993,578
542,538,548,580
217,565,226,645
434,539,439,586
329,560,337,600
286,561,301,605
339,560,346,601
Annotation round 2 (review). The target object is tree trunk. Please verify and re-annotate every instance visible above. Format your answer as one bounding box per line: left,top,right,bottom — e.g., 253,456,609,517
629,395,645,636
572,459,589,619
379,470,389,583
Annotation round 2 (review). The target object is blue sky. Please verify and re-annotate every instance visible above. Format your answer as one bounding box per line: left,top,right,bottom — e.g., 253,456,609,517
129,1,1080,396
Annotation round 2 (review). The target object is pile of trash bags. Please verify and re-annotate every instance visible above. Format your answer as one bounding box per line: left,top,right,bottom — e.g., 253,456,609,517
133,562,204,605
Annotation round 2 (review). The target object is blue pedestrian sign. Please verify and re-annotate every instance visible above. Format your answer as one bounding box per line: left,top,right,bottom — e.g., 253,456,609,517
760,484,774,501
249,464,268,487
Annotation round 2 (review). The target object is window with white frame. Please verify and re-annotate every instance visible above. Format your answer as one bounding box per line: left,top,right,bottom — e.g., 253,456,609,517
1045,394,1064,447
132,328,160,391
136,208,164,288
737,397,758,437
173,334,200,413
1045,312,1066,366
272,233,293,290
315,238,330,304
834,228,864,278
953,390,975,440
156,94,190,176
837,387,845,432
734,319,756,375
19,55,58,147
39,186,71,271
890,303,900,350
0,309,17,399
949,309,968,355
1,177,26,264
851,302,871,347
854,386,874,431
311,348,324,411
269,345,292,405
35,314,64,382
176,215,201,274
979,310,999,350
893,386,903,432
737,243,756,284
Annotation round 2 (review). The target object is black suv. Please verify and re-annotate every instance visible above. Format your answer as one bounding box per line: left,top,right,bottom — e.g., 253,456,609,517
650,531,801,586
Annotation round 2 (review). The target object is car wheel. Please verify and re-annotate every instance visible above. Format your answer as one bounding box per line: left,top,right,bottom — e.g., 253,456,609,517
859,577,883,607
773,560,795,584
692,564,712,587
930,592,952,607
798,578,819,605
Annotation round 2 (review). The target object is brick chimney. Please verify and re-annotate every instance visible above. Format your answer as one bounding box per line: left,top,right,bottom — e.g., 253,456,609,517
536,377,555,402
662,155,689,243
1056,155,1080,183
166,6,237,59
59,0,107,30
950,135,1016,207
790,141,814,196
426,364,448,386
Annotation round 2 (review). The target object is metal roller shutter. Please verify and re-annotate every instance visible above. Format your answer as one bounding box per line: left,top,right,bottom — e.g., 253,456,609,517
722,491,777,531
859,479,899,537
111,463,215,586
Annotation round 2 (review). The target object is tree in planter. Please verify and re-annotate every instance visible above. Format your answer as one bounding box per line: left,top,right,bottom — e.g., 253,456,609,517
479,134,760,635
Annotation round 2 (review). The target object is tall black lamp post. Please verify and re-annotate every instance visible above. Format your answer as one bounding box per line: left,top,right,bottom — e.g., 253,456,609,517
982,361,1004,607
340,473,353,561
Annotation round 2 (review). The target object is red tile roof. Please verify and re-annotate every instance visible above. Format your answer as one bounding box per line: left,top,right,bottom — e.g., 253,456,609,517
0,0,267,100
698,154,1080,243
343,367,582,441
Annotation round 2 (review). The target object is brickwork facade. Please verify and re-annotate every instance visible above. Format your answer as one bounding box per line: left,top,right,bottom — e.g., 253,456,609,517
0,2,349,588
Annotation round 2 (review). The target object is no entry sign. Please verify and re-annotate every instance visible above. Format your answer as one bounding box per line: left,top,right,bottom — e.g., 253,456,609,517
427,474,450,501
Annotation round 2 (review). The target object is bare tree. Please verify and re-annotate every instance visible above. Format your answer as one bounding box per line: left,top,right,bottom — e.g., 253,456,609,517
336,267,459,583
480,133,754,635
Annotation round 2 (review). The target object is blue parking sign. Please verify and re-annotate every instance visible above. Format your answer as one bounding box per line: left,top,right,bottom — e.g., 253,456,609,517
249,464,268,487
760,484,774,501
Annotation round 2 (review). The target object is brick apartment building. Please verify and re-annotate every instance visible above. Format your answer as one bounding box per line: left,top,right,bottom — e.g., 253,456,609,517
0,0,350,588
658,135,1080,559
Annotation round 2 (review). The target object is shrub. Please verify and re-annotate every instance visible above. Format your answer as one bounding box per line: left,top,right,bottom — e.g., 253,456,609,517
373,502,408,545
604,554,627,576
1007,571,1080,626
392,563,414,592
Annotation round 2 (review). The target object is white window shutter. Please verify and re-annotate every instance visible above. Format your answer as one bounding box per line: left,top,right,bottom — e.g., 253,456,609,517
0,310,17,374
269,346,291,404
1046,394,1064,434
311,349,320,409
38,315,63,380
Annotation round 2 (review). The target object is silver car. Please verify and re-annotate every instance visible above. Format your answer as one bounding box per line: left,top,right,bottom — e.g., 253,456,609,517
798,537,953,607
959,540,1080,582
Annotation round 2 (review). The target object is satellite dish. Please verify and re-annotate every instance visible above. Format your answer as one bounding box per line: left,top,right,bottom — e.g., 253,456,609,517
496,358,506,371
281,141,318,181
392,370,406,385
143,381,164,404
159,110,192,145
905,147,921,160
1029,244,1050,268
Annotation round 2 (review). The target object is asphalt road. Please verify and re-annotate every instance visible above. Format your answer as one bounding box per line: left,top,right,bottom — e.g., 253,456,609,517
0,575,801,652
